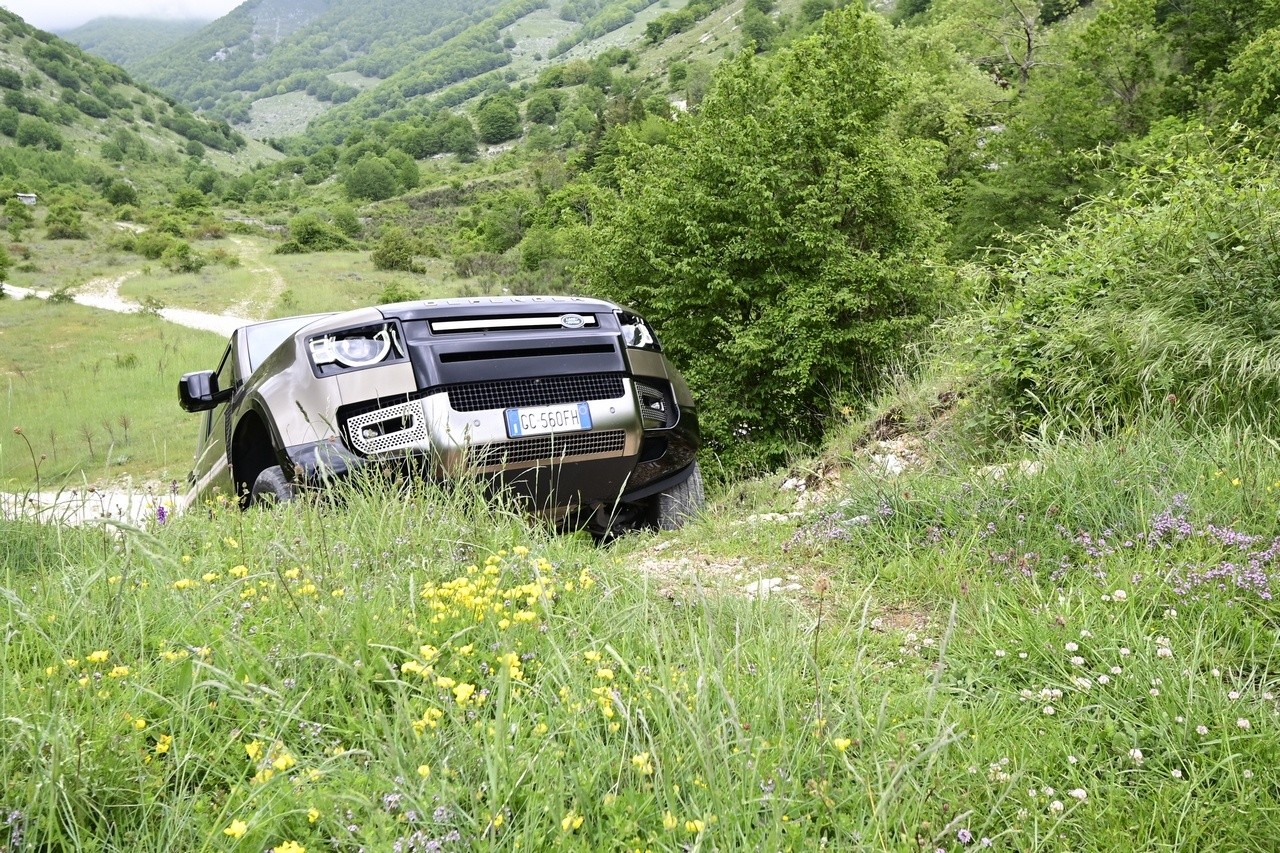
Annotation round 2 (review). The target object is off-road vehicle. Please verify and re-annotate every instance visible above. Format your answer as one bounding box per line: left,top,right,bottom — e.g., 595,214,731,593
178,296,703,533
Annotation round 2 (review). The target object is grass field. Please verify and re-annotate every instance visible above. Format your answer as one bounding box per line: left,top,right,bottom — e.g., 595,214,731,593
0,298,225,486
1,418,1277,850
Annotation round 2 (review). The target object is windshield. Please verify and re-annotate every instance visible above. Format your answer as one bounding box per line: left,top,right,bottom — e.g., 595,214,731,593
243,314,333,374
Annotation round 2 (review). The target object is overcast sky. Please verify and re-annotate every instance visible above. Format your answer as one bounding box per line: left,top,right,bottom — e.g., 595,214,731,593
1,0,241,33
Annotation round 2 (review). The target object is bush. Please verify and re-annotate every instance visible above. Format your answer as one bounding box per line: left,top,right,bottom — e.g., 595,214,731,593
133,232,175,260
45,205,88,239
160,241,206,273
371,227,419,272
275,213,355,254
956,126,1280,437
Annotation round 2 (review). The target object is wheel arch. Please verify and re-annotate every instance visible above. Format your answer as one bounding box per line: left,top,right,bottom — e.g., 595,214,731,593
230,401,285,507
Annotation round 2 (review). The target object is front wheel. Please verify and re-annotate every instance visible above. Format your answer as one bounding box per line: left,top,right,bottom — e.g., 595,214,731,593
653,461,705,530
250,465,294,506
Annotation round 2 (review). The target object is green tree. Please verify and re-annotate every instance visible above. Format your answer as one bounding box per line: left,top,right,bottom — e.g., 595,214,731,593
581,9,943,467
525,90,559,125
103,180,138,207
475,94,522,144
344,154,399,201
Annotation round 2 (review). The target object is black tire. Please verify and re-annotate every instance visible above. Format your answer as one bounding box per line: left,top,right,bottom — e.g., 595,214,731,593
250,465,294,506
654,461,705,530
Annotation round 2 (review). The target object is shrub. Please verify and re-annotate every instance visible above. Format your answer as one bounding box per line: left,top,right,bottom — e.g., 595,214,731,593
371,227,419,272
160,241,206,273
956,125,1280,437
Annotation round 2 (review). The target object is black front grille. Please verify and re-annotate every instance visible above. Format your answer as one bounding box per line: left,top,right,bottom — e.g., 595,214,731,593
468,430,626,468
446,374,625,412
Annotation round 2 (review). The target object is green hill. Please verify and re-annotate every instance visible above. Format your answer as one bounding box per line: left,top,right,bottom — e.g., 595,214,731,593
60,17,208,68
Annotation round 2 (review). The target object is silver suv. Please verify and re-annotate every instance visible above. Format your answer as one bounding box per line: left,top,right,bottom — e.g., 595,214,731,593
179,296,703,534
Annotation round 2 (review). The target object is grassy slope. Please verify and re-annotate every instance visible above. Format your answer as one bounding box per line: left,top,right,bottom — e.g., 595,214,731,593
1,417,1277,850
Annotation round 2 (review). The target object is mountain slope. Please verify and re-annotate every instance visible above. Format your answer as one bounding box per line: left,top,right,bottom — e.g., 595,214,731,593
130,0,531,122
61,17,209,68
0,10,255,195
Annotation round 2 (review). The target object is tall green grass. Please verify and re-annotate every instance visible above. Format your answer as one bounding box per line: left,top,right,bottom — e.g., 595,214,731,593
2,419,1277,850
0,299,224,484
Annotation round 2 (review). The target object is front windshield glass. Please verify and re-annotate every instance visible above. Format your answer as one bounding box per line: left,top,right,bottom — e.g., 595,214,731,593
243,315,332,374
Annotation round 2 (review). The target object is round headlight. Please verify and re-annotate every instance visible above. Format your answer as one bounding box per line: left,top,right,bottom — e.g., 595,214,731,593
333,331,391,367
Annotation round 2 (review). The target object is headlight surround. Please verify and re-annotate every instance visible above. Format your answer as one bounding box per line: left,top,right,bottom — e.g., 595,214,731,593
308,324,402,373
617,311,662,352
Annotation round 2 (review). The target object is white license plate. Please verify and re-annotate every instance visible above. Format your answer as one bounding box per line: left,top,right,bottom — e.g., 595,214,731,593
504,402,593,438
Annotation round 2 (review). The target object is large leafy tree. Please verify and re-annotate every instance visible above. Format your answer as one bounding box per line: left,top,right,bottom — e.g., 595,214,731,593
581,9,943,467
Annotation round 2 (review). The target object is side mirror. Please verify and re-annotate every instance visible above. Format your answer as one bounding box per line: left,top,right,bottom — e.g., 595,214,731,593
179,370,231,412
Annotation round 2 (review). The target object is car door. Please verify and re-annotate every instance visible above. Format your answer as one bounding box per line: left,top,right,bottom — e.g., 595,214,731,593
188,340,238,502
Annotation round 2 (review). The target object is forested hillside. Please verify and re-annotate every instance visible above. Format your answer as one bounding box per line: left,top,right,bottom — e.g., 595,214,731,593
60,17,208,67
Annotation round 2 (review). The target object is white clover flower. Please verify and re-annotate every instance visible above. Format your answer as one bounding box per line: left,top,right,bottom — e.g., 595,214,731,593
1043,705,1056,715
1067,755,1079,765
1237,718,1251,730
1044,786,1055,796
1150,688,1160,696
1171,769,1183,779
1244,769,1255,779
1129,748,1144,764
1070,656,1085,666
1080,629,1093,638
1111,666,1123,675
1196,725,1208,735
1156,647,1173,658
1228,690,1241,700
1049,800,1064,813
1113,590,1128,602
995,649,1007,658
1119,647,1131,657
1098,674,1110,685
1065,642,1079,652
1068,788,1087,800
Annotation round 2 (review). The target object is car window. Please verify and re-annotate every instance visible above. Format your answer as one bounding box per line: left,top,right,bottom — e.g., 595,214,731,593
214,342,235,395
243,315,330,374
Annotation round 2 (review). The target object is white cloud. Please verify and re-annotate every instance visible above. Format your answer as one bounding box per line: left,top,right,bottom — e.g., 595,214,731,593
1,0,240,33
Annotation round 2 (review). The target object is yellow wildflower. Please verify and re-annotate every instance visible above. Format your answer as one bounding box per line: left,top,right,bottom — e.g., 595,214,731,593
631,752,653,774
561,810,584,832
86,650,110,664
453,682,476,705
275,842,305,853
685,819,705,833
202,572,221,583
245,740,264,761
222,819,248,839
307,807,320,824
108,665,130,678
663,812,678,831
172,578,196,590
417,763,431,778
833,737,852,752
153,734,172,755
229,564,248,578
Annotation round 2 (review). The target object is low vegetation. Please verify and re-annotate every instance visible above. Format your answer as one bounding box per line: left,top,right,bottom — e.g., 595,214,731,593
2,417,1278,850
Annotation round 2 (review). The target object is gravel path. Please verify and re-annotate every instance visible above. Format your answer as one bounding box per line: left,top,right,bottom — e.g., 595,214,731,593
5,275,253,336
